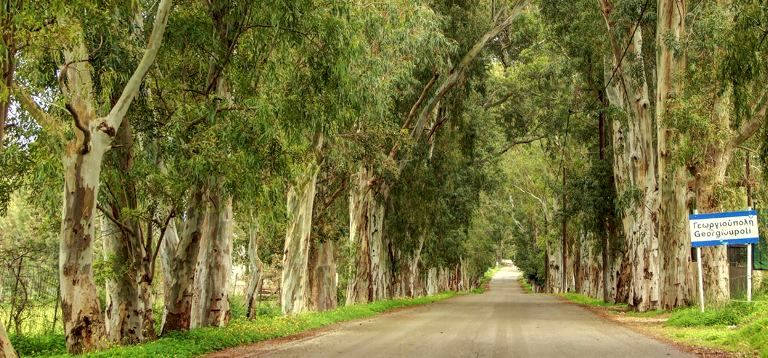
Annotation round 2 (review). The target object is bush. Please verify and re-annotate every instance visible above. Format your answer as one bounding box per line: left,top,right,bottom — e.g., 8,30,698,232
666,301,756,327
10,333,66,356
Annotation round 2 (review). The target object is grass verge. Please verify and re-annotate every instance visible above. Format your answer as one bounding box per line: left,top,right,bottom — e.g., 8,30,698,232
472,265,500,294
557,291,768,357
518,277,533,293
22,292,459,357
661,298,768,357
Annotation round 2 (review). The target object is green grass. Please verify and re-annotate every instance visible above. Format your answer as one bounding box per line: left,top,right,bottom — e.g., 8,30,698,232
471,265,500,294
661,297,768,357
665,301,759,327
518,277,533,293
558,292,626,308
21,292,458,357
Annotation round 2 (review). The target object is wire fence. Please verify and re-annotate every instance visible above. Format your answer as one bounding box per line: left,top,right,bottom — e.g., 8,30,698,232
0,251,61,336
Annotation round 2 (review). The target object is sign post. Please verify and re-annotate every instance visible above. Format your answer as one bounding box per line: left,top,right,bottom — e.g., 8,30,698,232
696,246,704,312
747,242,752,302
689,209,760,311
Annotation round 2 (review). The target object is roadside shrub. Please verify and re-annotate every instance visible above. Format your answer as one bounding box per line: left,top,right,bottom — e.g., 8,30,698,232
10,333,66,356
666,301,756,327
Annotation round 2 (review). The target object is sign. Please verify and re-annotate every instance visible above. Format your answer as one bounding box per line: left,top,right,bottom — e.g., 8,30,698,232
689,210,760,247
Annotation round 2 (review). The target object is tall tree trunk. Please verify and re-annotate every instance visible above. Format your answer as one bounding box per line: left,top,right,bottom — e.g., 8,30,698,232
346,167,391,304
192,194,233,327
245,221,263,318
280,161,320,314
656,0,691,309
600,1,661,309
695,134,733,302
162,190,207,334
102,117,158,343
102,219,144,344
59,138,109,353
409,234,425,297
159,219,179,329
309,240,337,311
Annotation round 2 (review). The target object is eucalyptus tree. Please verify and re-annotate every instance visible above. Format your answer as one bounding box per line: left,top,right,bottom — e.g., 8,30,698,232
155,0,278,332
667,0,768,302
10,0,172,352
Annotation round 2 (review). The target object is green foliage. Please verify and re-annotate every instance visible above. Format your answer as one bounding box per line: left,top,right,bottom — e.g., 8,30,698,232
9,333,66,357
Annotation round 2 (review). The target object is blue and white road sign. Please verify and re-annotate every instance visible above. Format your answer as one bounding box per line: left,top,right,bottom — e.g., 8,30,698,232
689,210,760,247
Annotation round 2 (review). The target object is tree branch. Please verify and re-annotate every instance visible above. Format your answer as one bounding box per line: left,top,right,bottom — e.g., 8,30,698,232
409,1,528,142
150,210,175,279
97,204,136,238
11,83,66,139
476,135,545,164
105,0,173,132
730,87,768,148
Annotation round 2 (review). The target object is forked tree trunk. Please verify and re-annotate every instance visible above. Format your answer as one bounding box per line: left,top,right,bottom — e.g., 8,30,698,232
192,194,233,328
309,240,337,311
281,162,321,314
55,2,171,351
162,190,207,334
346,167,391,304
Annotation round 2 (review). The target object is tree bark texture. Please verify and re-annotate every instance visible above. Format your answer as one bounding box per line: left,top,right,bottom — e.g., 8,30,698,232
162,190,207,334
192,194,233,328
56,1,172,351
281,162,320,314
309,240,337,311
245,222,263,318
656,0,692,310
600,4,661,309
0,323,16,358
346,167,391,304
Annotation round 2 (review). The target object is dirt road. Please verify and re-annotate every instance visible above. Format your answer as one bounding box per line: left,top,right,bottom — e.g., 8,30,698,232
216,266,692,357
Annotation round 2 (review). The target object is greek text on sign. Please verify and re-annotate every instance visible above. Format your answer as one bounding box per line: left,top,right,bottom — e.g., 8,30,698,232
688,210,760,247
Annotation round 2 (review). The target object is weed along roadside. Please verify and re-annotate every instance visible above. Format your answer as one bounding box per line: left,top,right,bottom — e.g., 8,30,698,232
553,289,768,357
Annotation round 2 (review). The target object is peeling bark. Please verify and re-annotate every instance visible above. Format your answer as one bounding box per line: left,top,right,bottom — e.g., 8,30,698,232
656,0,691,309
101,219,145,345
280,161,320,314
192,194,233,328
245,221,263,318
55,1,172,351
309,240,337,311
346,167,391,304
59,131,109,353
600,3,660,309
162,190,207,334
